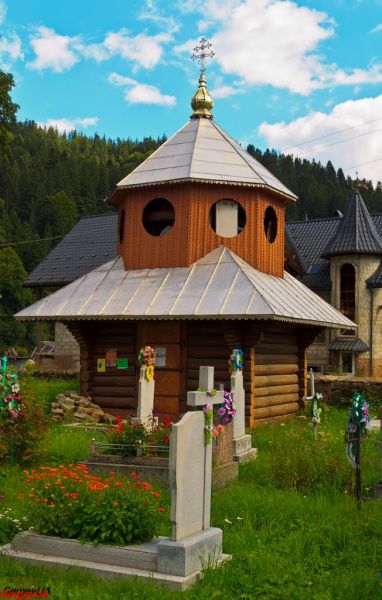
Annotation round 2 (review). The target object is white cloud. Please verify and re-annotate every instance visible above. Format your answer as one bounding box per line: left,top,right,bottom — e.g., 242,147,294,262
370,23,382,33
109,72,176,105
27,26,171,72
102,30,171,69
178,0,382,95
28,27,80,72
258,95,382,184
210,85,240,99
139,1,180,33
0,32,23,69
0,1,6,25
38,117,98,133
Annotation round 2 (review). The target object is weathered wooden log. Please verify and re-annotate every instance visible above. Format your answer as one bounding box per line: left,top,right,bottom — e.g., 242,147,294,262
91,386,135,398
92,375,136,386
254,374,298,387
92,397,136,409
255,354,298,365
254,364,298,376
253,384,299,397
252,343,298,355
254,393,299,408
253,402,299,420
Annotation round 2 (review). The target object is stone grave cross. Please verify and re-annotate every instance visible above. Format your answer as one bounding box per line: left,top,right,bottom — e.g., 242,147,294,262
231,364,257,462
169,366,223,541
131,365,158,429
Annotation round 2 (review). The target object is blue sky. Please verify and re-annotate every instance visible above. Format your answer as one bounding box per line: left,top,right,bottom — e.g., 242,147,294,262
1,0,382,183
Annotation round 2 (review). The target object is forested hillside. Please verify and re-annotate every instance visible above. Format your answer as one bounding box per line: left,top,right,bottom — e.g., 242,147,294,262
1,70,382,352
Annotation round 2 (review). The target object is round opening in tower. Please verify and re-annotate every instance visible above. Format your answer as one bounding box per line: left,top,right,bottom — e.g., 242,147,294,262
209,199,246,238
142,198,175,237
264,206,278,243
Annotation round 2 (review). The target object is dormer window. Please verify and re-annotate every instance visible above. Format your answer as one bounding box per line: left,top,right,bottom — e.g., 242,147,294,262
142,198,175,237
209,199,246,238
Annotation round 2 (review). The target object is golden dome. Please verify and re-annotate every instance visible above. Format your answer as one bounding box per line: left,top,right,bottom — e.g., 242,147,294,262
191,72,214,119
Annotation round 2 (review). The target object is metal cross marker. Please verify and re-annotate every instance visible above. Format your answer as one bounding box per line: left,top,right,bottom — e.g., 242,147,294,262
191,37,215,73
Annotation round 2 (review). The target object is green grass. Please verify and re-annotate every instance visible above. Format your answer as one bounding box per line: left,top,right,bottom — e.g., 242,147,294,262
1,395,382,599
19,375,80,414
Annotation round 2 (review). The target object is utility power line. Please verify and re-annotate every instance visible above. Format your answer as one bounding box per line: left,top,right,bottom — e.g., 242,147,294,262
0,235,63,248
296,127,382,157
281,116,382,152
343,156,382,172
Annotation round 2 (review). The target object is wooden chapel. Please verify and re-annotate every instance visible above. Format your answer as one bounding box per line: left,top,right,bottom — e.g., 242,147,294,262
16,60,353,427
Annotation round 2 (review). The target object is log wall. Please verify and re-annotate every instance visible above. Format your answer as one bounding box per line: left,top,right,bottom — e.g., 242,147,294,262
68,321,137,416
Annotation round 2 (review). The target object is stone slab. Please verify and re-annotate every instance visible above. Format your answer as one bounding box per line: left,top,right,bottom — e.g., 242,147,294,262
235,447,258,463
233,434,258,463
10,531,158,570
170,411,205,541
212,462,239,488
157,527,223,577
0,545,207,591
375,482,382,499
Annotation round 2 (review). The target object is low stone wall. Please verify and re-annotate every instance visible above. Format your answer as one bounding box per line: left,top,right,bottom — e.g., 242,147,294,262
315,376,382,406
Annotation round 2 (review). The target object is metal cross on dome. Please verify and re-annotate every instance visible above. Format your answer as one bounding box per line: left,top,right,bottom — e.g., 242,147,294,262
191,37,215,73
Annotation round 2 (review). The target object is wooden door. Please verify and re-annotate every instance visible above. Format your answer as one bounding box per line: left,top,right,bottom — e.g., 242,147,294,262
137,321,184,420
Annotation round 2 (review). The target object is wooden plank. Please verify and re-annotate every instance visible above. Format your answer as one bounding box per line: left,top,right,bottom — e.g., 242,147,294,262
254,393,299,408
92,397,136,409
253,402,299,420
155,371,181,395
253,384,299,397
252,343,298,355
92,376,136,386
91,386,135,397
254,374,298,387
255,364,298,376
154,396,179,414
255,354,298,365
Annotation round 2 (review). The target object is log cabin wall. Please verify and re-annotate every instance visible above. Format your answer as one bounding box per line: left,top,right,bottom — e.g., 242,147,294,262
68,321,137,417
247,323,301,428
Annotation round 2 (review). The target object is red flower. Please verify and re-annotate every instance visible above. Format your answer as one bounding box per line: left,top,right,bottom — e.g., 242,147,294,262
163,416,171,428
162,435,170,445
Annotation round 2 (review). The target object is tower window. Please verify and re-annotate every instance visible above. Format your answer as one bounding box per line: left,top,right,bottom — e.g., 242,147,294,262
340,263,356,322
209,199,246,238
119,209,125,244
142,198,175,237
264,206,278,243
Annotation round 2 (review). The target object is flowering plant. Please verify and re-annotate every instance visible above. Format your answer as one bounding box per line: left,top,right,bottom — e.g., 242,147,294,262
106,416,172,456
20,464,165,545
203,403,224,444
138,346,156,367
0,356,21,420
217,391,236,425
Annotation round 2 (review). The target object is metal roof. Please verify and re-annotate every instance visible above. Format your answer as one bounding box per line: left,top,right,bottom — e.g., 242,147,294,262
24,213,118,288
322,189,382,258
15,246,354,329
329,338,369,352
367,259,382,288
115,118,297,201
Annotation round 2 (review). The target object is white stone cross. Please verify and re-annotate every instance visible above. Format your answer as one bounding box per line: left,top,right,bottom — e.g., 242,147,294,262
169,366,223,541
230,366,257,462
187,366,225,408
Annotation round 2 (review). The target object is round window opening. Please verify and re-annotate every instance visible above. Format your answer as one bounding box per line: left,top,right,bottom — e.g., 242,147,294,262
209,199,246,238
142,198,175,237
264,206,278,243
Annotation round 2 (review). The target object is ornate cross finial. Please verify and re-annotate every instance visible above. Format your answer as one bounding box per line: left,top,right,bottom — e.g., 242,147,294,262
191,37,215,73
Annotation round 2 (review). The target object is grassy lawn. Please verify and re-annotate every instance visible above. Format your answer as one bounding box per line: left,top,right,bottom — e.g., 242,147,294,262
0,383,381,599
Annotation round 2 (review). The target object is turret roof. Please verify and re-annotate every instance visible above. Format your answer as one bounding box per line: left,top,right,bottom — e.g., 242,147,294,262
114,118,297,202
322,189,382,258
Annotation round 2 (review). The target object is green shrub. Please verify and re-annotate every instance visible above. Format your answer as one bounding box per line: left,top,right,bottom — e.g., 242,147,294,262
20,464,164,545
0,506,28,544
